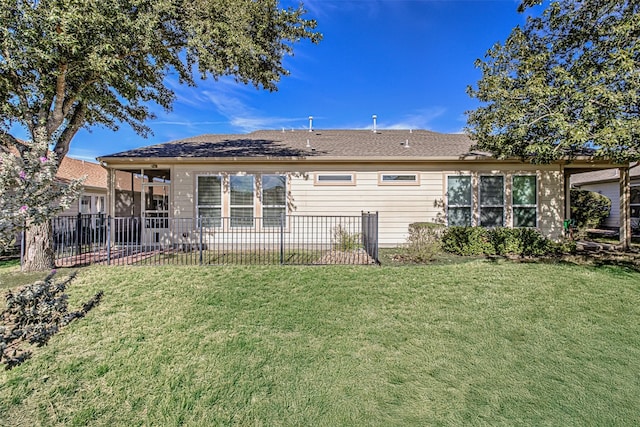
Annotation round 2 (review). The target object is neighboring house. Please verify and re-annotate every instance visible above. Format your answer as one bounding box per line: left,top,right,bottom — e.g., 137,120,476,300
97,129,623,247
571,165,640,228
56,156,153,218
56,156,108,217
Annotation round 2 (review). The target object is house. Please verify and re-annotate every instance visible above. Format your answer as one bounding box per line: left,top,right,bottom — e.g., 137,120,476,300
56,156,156,218
56,156,108,216
96,129,626,247
571,164,640,228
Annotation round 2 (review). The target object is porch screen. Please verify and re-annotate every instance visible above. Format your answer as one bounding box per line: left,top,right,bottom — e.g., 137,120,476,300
230,175,254,227
262,175,286,227
480,176,504,227
512,175,537,227
197,176,222,227
447,176,472,226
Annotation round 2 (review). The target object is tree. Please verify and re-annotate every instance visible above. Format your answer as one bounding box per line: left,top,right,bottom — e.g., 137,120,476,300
0,141,82,258
466,0,640,164
0,0,320,271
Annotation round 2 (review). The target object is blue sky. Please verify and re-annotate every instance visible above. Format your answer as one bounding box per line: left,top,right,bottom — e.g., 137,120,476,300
61,0,532,161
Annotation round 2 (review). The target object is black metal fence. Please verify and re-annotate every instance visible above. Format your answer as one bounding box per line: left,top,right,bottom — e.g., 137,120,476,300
51,213,379,267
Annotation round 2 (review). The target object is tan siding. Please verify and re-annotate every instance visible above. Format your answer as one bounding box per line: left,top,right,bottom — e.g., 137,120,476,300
165,163,566,246
538,169,564,240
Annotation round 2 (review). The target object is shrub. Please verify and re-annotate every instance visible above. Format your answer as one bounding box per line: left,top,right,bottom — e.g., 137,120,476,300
332,225,361,251
441,226,494,256
0,271,103,369
442,227,565,257
400,222,445,263
490,228,553,256
570,189,611,230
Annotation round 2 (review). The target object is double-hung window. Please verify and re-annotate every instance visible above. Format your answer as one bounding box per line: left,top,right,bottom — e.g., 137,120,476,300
262,175,286,227
197,175,222,227
512,175,537,227
230,175,254,227
447,176,472,226
479,175,505,227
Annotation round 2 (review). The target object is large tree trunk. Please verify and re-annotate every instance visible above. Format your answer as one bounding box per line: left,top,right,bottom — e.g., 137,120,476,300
22,221,55,272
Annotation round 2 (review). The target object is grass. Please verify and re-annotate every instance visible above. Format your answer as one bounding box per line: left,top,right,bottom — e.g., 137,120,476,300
1,261,640,425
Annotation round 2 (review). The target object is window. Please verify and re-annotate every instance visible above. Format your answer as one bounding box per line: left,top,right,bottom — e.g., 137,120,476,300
230,175,254,227
262,175,286,227
315,173,355,185
479,175,504,227
379,173,419,185
512,175,537,227
80,196,92,214
197,175,222,227
631,186,640,216
447,176,472,226
96,196,105,214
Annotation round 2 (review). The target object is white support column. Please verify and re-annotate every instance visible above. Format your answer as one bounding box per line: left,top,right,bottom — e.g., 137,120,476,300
619,166,631,250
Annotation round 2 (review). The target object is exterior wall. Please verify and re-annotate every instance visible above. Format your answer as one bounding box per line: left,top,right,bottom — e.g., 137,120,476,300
167,162,566,246
578,181,620,228
58,190,107,217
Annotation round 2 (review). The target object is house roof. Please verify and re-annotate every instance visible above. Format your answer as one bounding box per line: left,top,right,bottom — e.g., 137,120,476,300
56,157,107,190
98,129,481,161
571,163,640,186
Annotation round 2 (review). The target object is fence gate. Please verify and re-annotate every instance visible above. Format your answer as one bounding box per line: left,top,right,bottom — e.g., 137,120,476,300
362,211,379,263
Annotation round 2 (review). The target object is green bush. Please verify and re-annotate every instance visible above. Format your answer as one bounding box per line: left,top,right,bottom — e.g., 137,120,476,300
490,228,553,256
442,226,565,257
441,226,495,256
400,222,445,263
570,189,611,229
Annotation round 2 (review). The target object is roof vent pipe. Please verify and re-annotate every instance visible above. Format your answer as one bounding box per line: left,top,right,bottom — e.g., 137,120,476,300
372,115,377,133
405,139,410,148
306,139,311,148
309,116,313,132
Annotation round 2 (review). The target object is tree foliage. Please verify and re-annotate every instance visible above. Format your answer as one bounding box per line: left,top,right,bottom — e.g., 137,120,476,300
0,0,319,269
0,141,82,250
467,0,640,164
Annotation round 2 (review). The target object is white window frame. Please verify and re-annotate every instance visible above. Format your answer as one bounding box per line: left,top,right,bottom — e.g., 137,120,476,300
314,173,356,186
196,175,223,228
446,175,473,227
511,174,538,228
479,175,505,228
261,174,287,228
378,172,420,186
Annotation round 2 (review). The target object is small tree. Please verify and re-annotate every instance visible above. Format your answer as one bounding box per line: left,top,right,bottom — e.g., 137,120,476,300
0,142,82,263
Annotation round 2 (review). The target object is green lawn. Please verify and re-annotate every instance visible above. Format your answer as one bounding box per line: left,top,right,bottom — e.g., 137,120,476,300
1,261,639,426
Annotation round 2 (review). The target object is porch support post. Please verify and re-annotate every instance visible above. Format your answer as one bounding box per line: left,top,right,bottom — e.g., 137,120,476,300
106,167,116,248
619,166,631,250
563,167,571,223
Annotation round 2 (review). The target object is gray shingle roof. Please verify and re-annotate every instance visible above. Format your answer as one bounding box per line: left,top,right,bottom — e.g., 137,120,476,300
99,129,481,160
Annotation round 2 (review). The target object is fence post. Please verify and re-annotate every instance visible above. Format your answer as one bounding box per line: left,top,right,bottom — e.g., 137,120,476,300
106,216,111,265
76,212,82,256
199,217,203,265
279,213,285,265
